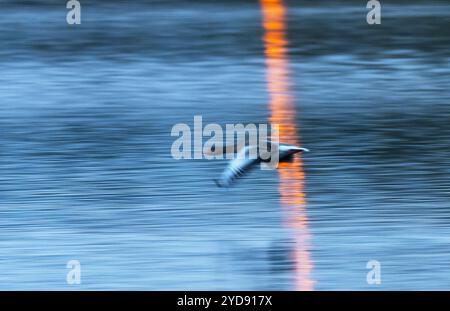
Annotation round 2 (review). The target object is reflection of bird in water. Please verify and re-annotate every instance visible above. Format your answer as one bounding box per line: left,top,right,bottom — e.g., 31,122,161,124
213,142,309,187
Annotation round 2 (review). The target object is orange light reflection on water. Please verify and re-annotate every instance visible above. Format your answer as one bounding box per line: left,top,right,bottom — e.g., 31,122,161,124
260,0,314,291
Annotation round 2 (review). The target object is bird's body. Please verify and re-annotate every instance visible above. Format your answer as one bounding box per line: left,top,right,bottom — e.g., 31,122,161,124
215,142,308,187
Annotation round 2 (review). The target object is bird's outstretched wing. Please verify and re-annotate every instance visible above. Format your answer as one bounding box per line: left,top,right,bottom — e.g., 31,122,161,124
215,146,260,187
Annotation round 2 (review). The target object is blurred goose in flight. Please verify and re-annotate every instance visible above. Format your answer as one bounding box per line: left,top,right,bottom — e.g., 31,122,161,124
214,142,309,187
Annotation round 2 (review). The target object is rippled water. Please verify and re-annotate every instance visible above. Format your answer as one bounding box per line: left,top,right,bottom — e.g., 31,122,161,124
0,0,449,290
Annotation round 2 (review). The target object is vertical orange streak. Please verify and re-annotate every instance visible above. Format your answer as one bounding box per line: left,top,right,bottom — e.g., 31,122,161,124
259,0,314,290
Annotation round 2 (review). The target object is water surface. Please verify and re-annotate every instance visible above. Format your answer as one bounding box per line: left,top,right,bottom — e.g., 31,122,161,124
0,0,449,290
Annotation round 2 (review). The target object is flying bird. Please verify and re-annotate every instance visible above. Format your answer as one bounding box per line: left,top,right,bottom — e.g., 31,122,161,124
214,142,309,187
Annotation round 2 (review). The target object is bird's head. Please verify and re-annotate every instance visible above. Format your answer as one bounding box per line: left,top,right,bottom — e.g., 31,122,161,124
288,146,309,154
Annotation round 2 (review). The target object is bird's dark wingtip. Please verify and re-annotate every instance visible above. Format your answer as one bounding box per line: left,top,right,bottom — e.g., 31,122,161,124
214,178,232,188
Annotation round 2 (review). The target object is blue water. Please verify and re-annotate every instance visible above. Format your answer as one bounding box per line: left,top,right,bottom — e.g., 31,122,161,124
0,1,450,290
